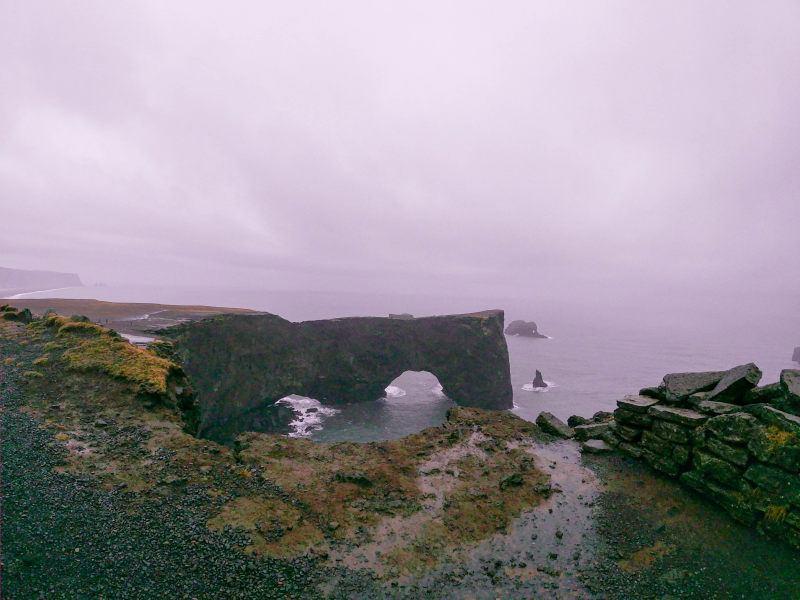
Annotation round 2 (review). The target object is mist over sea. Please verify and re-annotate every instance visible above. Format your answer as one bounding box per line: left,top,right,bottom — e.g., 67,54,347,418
11,284,798,443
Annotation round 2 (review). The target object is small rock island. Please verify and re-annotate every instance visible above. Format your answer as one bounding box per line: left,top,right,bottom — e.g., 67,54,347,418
504,319,547,338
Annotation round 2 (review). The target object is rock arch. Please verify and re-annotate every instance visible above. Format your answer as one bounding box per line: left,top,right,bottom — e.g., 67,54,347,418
166,310,513,443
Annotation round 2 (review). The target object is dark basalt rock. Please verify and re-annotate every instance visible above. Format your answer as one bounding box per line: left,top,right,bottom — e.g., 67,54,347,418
504,320,546,338
706,363,762,404
165,310,513,444
531,370,547,388
661,370,727,402
535,412,575,439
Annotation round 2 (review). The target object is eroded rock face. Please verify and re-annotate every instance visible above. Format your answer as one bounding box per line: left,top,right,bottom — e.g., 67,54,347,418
166,310,513,443
793,347,800,363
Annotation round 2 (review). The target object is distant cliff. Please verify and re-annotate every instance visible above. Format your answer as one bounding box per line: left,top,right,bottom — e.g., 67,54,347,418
165,310,514,443
0,266,82,294
794,347,800,363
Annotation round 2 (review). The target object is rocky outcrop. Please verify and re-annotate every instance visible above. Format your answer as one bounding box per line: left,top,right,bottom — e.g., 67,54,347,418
794,347,800,363
504,320,547,338
532,369,547,388
600,363,800,550
166,310,513,443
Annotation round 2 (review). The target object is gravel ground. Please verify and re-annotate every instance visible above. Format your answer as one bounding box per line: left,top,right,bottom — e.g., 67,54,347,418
1,358,381,600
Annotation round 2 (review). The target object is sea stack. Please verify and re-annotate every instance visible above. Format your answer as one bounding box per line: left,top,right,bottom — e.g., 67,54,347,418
532,370,547,388
793,347,800,363
504,320,547,338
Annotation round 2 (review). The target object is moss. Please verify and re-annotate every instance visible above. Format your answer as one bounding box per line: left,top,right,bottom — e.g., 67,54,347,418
22,371,44,378
33,356,49,366
765,426,799,452
765,505,789,523
54,433,69,441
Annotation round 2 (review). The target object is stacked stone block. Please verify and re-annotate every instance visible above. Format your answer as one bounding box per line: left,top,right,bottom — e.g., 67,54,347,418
605,364,800,549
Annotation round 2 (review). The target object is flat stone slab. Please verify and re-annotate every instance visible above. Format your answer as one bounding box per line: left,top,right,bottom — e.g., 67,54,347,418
648,405,708,427
782,369,800,399
581,439,613,454
692,400,740,415
745,404,800,435
617,395,661,413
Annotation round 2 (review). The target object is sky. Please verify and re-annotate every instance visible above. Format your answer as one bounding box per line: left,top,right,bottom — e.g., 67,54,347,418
1,1,799,308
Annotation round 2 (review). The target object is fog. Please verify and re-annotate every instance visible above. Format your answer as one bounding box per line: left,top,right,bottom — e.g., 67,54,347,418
2,1,799,314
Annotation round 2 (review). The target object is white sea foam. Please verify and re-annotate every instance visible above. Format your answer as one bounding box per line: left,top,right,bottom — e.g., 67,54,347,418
384,385,407,398
521,380,557,392
275,395,340,438
431,383,446,398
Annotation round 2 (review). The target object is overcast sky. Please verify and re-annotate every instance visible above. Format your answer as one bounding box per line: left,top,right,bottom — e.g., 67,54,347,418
1,1,799,305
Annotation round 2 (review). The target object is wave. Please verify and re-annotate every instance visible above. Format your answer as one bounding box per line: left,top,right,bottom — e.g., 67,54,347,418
521,380,557,392
275,395,340,438
384,385,407,398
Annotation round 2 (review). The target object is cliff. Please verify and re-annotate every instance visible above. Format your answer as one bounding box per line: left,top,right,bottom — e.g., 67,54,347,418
164,310,513,443
0,266,81,294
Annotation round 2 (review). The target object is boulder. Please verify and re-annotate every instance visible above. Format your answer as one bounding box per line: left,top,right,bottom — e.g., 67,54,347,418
781,369,800,401
532,370,547,388
747,427,800,473
592,410,613,422
744,404,800,436
581,439,613,454
661,370,727,402
567,415,590,428
504,320,547,338
642,449,681,477
618,442,644,458
706,363,762,404
536,412,575,439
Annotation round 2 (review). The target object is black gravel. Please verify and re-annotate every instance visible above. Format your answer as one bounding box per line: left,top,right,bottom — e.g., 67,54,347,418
0,359,381,600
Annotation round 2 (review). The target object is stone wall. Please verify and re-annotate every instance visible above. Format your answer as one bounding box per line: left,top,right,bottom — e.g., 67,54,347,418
602,365,800,549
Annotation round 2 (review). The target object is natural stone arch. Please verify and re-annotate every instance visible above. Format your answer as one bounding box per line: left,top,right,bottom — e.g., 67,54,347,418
166,310,513,444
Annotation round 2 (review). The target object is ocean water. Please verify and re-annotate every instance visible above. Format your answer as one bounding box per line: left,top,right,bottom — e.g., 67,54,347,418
8,284,798,442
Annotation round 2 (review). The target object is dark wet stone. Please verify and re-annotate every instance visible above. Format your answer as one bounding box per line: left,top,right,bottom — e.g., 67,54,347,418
680,471,757,525
581,440,613,454
642,449,680,477
704,436,750,467
641,431,673,457
691,400,740,415
612,422,642,442
672,444,691,466
614,408,653,428
617,395,660,414
504,320,547,338
662,370,727,403
705,412,761,445
617,442,643,458
693,450,744,489
567,415,590,428
536,412,575,439
652,420,691,444
639,386,666,400
574,422,612,441
648,405,708,428
744,464,800,506
743,382,784,405
706,363,762,404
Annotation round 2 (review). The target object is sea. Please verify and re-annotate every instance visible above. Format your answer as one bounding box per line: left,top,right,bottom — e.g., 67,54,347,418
7,284,798,443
